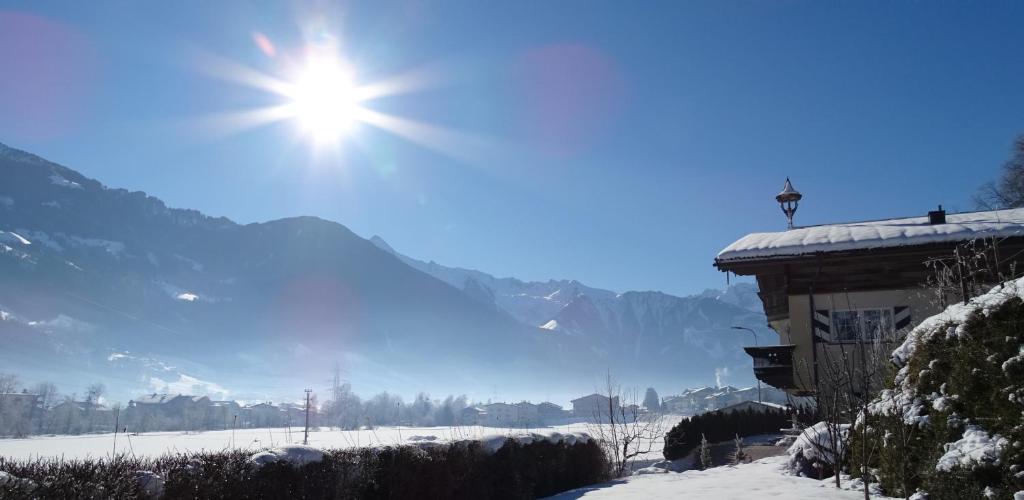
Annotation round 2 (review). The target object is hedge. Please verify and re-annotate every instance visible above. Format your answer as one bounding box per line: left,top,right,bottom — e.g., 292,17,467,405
663,406,813,461
0,438,609,499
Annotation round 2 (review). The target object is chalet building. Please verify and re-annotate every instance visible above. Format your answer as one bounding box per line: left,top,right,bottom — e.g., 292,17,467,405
570,393,619,420
207,400,242,429
537,402,567,422
126,394,212,431
714,179,1024,396
242,402,286,428
661,386,790,415
278,403,309,426
475,402,539,427
0,392,40,436
661,387,716,414
460,406,485,425
461,402,564,426
479,402,514,426
50,400,115,433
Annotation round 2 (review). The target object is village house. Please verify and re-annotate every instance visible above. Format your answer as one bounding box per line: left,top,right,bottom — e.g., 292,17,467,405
537,401,567,422
242,402,286,428
0,392,39,436
278,402,312,427
570,393,619,420
460,401,565,426
513,401,539,425
662,386,790,415
460,405,485,425
661,387,716,414
50,400,115,434
207,400,242,430
478,402,515,426
714,179,1024,396
126,394,212,431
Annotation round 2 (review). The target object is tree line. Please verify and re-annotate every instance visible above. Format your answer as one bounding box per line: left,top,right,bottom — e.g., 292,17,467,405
0,372,111,437
321,371,471,430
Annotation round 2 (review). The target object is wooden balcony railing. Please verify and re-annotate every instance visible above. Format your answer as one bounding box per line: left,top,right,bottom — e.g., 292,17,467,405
743,345,797,390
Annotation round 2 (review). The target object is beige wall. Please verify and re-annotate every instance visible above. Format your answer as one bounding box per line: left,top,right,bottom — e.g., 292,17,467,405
771,287,949,395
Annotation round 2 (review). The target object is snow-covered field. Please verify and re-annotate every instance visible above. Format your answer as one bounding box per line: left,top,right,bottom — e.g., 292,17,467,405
0,420,671,463
546,456,893,500
1,420,898,499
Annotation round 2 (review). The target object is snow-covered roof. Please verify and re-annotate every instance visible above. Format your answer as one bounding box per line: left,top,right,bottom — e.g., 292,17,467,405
716,207,1024,263
132,394,178,404
132,393,208,405
570,393,614,403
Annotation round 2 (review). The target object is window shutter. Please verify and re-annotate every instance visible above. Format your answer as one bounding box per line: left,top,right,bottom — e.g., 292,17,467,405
813,309,831,339
894,306,912,330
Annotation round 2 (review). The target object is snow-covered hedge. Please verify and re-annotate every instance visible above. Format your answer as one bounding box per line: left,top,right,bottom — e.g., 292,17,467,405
249,444,325,468
786,422,848,477
852,278,1024,499
0,434,608,499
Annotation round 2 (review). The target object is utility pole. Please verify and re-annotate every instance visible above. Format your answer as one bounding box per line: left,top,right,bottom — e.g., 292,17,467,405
112,406,120,457
303,389,312,445
731,326,762,403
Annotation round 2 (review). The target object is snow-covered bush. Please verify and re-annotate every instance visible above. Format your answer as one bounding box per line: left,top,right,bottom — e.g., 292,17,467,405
249,444,325,468
936,426,1009,472
786,421,848,478
853,277,1024,498
0,470,36,496
0,434,609,498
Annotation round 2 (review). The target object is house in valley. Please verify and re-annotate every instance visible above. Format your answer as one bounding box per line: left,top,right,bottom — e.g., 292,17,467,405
478,402,516,426
570,393,619,420
460,406,485,425
714,179,1024,396
0,392,39,436
50,400,115,433
242,402,285,428
126,394,212,431
513,402,539,425
207,400,242,430
662,387,716,414
537,402,567,422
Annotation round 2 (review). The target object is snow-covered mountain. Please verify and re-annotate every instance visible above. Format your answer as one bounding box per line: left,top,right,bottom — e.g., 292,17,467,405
370,235,617,327
372,236,771,377
0,142,768,403
699,283,763,313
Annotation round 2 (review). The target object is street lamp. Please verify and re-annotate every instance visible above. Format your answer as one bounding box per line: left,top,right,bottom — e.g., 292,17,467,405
776,178,802,229
732,326,762,403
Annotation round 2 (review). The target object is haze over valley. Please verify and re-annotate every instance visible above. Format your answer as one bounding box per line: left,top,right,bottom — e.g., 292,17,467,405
0,142,766,406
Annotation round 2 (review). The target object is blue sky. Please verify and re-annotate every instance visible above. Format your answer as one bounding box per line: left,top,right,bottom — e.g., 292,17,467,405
2,1,1023,297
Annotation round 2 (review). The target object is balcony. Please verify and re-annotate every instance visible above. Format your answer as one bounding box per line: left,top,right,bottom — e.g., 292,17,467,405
743,344,797,390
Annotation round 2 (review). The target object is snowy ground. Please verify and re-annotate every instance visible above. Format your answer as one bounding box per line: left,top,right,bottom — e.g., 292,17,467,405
2,420,896,499
0,420,672,463
546,456,892,500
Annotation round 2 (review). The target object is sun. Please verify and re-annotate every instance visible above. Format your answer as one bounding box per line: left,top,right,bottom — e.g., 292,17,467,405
205,30,481,160
285,57,360,143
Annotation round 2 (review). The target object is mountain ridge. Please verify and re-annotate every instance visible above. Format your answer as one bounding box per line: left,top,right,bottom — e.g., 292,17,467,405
0,141,767,403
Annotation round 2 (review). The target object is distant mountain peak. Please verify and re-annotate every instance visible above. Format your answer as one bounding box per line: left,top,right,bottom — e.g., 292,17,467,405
369,235,396,255
0,142,57,168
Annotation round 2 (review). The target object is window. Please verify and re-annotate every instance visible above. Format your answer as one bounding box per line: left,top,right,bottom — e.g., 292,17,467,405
831,308,895,342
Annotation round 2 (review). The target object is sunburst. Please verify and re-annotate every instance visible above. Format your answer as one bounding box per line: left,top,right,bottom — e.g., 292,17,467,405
195,30,493,162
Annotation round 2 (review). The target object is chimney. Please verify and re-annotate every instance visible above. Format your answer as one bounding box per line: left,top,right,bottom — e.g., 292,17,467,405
928,205,946,225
